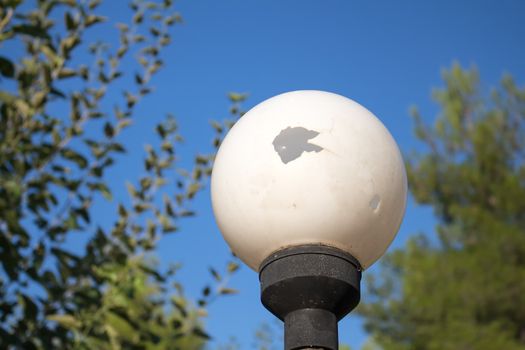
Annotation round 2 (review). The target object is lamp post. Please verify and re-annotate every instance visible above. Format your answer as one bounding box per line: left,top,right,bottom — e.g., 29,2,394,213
211,90,407,350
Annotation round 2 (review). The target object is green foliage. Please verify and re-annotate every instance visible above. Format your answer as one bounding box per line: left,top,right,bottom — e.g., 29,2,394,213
54,257,206,350
0,0,238,348
192,91,248,179
359,63,525,349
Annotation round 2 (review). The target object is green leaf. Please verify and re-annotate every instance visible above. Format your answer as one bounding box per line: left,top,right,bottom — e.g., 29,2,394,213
171,298,188,317
61,149,88,168
32,91,46,108
64,214,79,230
126,182,137,197
118,204,127,217
104,122,115,138
0,91,16,105
124,92,137,108
4,178,21,194
171,319,183,329
186,182,200,199
109,142,125,153
50,86,66,98
57,67,77,79
218,287,238,295
209,267,221,282
117,45,127,58
14,98,32,115
164,13,182,25
18,293,38,319
133,203,150,213
41,45,64,68
88,182,112,200
88,0,101,10
75,207,90,223
192,327,211,340
179,210,194,217
228,92,247,103
210,120,223,133
133,11,144,24
60,35,81,54
134,73,143,85
12,24,50,39
2,0,22,9
109,307,140,329
227,262,240,273
150,27,161,36
116,22,128,32
47,314,81,329
139,264,166,282
85,15,106,27
118,119,132,129
133,34,145,43
195,155,209,165
140,177,152,190
0,56,15,78
65,12,76,31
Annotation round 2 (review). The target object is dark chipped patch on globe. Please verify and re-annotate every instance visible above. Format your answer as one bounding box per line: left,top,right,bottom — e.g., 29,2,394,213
272,126,324,164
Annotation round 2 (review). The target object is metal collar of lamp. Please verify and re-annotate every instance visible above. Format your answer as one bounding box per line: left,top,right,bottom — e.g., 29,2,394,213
211,91,407,350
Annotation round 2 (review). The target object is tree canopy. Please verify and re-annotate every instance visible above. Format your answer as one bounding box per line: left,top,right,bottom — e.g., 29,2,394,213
359,64,525,350
0,0,242,348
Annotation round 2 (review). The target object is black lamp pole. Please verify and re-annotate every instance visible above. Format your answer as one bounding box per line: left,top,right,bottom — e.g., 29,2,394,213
259,245,362,350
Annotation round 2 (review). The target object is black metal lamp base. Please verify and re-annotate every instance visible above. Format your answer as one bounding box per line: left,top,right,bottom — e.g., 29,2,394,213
259,245,362,350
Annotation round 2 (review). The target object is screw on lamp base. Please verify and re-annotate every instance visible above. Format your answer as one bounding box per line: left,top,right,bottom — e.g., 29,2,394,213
259,245,362,350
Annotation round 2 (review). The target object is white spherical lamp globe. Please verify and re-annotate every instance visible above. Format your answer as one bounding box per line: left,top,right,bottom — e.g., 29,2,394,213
211,90,407,271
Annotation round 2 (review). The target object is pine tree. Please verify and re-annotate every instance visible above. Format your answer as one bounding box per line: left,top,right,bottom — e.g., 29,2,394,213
359,63,525,350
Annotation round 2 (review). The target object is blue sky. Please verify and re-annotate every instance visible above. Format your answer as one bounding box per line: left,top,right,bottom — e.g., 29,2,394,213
39,0,525,349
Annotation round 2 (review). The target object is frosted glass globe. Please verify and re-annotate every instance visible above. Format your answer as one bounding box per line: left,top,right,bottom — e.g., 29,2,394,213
211,90,407,271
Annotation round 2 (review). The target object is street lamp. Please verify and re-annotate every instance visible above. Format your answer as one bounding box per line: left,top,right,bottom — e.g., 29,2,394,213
211,90,407,350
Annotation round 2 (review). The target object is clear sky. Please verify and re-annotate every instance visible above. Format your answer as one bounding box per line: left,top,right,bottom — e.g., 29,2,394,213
85,1,525,349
